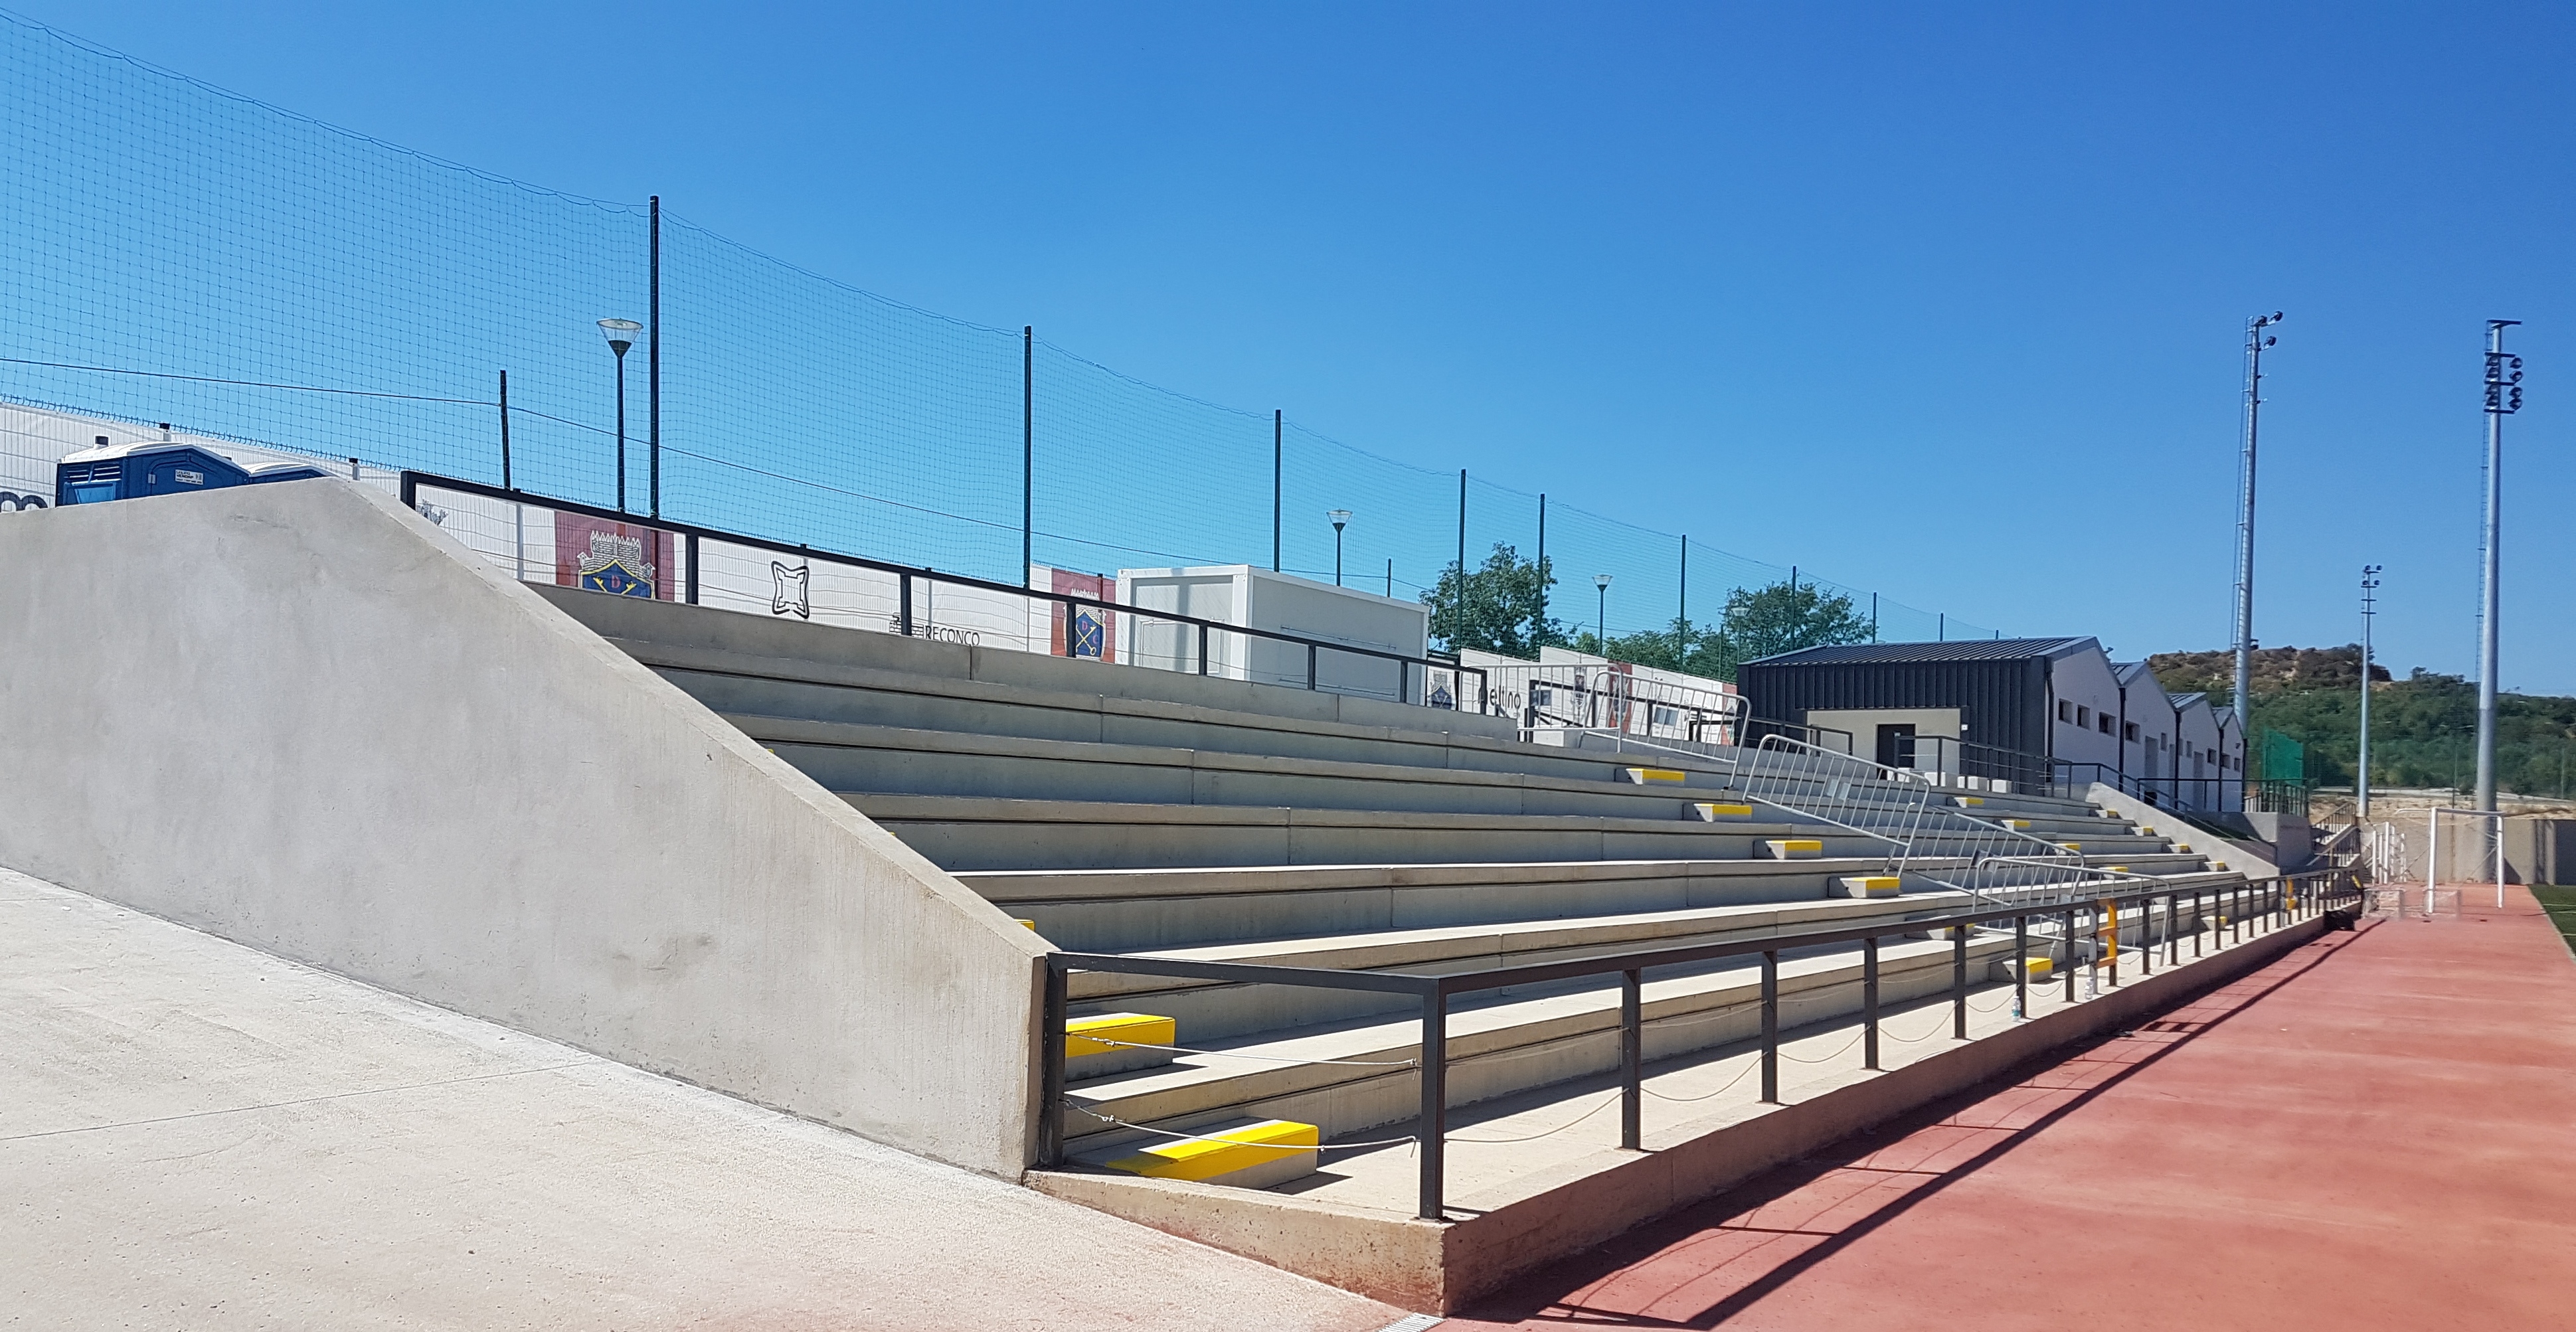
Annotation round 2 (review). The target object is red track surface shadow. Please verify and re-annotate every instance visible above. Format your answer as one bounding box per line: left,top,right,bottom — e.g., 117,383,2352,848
1448,890,2576,1330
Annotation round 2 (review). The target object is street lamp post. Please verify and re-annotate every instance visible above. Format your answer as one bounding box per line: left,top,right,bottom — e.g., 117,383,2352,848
1594,574,1613,651
1328,509,1351,586
2359,565,2381,822
598,318,642,513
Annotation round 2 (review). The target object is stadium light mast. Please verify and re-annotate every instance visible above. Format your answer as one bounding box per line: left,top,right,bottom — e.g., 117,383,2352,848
2358,565,2381,821
2475,320,2524,815
598,318,642,513
1328,509,1351,586
2231,312,2281,737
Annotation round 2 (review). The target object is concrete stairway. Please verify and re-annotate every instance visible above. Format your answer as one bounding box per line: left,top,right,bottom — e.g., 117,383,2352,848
535,586,2242,1189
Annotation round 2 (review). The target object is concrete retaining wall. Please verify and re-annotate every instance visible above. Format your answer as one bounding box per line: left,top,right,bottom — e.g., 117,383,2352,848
0,480,1047,1176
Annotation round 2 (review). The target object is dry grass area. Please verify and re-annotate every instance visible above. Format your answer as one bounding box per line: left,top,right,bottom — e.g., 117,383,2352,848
2306,787,2576,827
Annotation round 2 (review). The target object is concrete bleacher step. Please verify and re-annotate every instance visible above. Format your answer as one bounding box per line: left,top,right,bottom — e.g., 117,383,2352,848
1060,932,2023,1159
1063,891,1976,1039
963,852,2225,953
842,793,1884,872
735,713,1751,821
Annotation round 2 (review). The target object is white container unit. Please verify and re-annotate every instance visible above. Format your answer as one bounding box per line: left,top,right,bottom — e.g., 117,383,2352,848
1115,564,1428,703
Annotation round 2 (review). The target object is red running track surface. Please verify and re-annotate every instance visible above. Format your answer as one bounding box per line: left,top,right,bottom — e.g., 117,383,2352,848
1447,886,2576,1331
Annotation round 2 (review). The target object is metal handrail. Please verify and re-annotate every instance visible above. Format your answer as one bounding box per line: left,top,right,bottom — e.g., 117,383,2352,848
1038,867,2359,1222
400,471,1487,707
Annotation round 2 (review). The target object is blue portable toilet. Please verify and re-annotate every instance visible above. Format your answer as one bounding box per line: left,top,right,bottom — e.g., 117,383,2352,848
56,430,330,506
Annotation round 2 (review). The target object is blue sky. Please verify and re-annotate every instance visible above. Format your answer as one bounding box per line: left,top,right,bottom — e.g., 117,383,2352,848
20,1,2576,688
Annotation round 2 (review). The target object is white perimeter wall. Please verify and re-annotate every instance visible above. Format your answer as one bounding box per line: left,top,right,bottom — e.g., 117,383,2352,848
0,479,1048,1176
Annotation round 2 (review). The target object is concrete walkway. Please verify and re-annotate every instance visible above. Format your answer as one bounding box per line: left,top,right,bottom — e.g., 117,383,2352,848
1447,886,2576,1330
0,869,1403,1331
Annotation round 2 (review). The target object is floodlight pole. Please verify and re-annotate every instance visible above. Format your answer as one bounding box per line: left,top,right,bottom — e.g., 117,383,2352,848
648,195,661,519
2358,565,2381,822
2474,320,2522,815
2232,313,2282,733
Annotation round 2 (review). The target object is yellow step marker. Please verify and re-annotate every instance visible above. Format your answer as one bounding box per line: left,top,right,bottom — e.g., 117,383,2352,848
1838,875,1902,898
1954,796,1986,807
1993,956,2054,982
1624,766,1688,785
1998,818,2031,831
1067,1013,1176,1058
2058,842,2083,853
1691,801,1755,822
1765,839,1824,860
1106,1119,1319,1188
1015,918,1038,930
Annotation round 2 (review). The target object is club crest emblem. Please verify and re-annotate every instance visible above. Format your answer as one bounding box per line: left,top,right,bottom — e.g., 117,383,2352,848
772,562,812,618
576,530,655,598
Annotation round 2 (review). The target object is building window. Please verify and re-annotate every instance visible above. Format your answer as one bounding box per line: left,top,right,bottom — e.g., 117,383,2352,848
2058,701,2075,723
2124,721,2140,741
2075,705,2091,727
2098,714,2114,735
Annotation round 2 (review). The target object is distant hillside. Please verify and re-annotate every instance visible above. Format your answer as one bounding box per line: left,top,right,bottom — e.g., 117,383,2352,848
2145,645,2576,797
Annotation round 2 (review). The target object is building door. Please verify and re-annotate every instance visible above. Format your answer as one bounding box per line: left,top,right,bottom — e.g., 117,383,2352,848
1875,723,1917,770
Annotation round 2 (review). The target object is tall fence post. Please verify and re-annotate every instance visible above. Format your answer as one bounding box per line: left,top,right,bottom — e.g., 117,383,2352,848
1272,409,1282,572
1418,987,1447,1221
648,194,661,520
899,573,914,637
684,531,699,605
1620,968,1642,1151
1021,326,1033,588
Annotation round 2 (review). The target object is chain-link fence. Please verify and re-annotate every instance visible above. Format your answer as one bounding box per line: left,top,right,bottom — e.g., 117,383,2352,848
0,10,1997,651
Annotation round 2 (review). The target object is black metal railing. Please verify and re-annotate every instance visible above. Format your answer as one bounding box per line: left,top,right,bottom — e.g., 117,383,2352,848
1039,868,2358,1221
400,471,1487,708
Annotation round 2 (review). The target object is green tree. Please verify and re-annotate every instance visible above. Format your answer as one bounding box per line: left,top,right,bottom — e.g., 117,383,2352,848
1422,543,1565,658
1563,578,1874,682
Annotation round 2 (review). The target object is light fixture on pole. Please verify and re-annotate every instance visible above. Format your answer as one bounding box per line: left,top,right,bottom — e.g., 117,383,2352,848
2474,320,2523,817
2231,311,2282,737
598,318,642,513
1328,509,1351,586
1594,573,1614,651
2359,564,2381,822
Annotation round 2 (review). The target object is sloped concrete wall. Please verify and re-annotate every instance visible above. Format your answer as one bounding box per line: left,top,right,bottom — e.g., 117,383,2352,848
0,480,1047,1176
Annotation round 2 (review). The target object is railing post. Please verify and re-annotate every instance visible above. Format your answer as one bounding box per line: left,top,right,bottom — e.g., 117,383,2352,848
2101,900,2118,988
1951,924,1968,1039
1862,935,1881,1070
683,531,699,605
1418,987,1446,1221
1620,968,1642,1151
2195,889,2205,956
1039,961,1067,1169
1759,950,1780,1103
2168,894,2180,967
2141,896,2154,976
2014,914,2027,1018
899,573,914,637
1197,622,1209,676
2063,908,2078,1004
1308,642,1319,691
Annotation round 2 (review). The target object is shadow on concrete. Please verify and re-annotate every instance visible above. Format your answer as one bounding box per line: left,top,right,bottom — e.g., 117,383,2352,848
1452,921,2379,1329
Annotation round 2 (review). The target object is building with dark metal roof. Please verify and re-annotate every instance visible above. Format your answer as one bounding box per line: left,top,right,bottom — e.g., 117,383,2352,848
1738,637,2245,808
